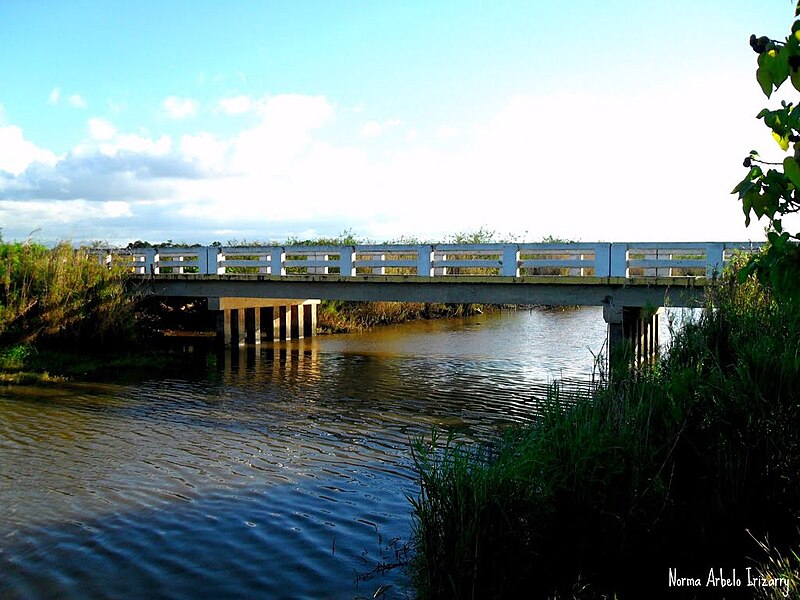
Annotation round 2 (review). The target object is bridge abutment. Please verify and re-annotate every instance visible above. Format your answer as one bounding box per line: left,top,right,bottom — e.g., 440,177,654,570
209,298,320,346
603,303,662,368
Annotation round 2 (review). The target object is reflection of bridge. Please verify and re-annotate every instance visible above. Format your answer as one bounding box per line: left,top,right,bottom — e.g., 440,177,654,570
103,242,759,361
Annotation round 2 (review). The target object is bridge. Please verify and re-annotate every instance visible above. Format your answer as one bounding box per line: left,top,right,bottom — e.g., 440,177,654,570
101,241,760,363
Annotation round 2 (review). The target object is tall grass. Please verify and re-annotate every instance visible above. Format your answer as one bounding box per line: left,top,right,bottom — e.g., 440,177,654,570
317,301,481,333
0,240,136,349
409,264,800,598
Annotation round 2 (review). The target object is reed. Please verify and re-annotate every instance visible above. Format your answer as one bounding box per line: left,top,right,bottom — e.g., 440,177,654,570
0,240,136,349
317,301,481,333
409,259,800,598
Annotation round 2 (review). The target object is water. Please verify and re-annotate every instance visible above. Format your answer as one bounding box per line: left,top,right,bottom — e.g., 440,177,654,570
0,307,681,599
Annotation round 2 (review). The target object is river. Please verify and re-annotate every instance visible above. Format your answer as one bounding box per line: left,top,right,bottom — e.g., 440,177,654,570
0,307,684,599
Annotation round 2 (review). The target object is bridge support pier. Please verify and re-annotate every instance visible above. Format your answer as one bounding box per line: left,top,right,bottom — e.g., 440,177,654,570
209,298,320,346
603,304,662,368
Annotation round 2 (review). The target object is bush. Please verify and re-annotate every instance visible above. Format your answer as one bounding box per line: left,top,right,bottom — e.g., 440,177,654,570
409,266,800,598
0,241,136,349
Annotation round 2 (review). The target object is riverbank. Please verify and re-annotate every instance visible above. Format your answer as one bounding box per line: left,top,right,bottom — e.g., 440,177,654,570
317,300,486,333
408,265,800,598
0,240,214,383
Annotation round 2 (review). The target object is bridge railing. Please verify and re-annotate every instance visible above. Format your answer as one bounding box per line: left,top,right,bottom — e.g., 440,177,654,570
97,242,761,279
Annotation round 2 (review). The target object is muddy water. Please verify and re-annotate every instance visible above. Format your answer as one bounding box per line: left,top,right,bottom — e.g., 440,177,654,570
0,308,674,599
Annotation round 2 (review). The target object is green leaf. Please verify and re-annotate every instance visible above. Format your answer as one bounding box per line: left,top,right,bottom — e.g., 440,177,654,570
784,157,800,187
770,47,791,88
773,131,791,150
792,68,800,93
732,178,754,196
757,66,774,97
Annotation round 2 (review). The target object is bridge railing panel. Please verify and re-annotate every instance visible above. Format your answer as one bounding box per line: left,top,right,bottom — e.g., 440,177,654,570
424,244,519,277
101,241,763,281
154,248,203,274
353,244,418,275
622,242,762,278
518,243,598,276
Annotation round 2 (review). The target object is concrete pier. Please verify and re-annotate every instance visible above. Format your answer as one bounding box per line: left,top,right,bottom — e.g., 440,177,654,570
603,302,663,368
209,297,320,346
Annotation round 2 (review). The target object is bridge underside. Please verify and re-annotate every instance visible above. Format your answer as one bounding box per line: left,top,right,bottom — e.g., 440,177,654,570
132,274,706,308
132,275,706,358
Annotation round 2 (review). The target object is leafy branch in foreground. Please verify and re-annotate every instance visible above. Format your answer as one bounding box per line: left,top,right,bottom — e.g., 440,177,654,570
732,3,800,303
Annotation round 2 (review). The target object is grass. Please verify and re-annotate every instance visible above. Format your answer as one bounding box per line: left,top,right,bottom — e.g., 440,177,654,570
0,240,136,349
408,262,800,598
0,239,212,382
317,300,483,333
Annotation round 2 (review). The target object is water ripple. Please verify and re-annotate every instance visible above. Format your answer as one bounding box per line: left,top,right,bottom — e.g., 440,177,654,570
0,308,618,598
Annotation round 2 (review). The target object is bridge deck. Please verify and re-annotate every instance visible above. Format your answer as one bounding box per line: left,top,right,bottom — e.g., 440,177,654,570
132,273,708,308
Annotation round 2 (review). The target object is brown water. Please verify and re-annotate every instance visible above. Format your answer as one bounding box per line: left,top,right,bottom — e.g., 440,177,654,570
0,307,670,599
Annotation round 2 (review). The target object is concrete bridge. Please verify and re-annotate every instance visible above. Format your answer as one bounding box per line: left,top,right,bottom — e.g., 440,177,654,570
101,241,759,362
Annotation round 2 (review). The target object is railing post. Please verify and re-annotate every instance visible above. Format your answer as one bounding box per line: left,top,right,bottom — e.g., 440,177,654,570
705,243,725,278
133,248,154,275
198,246,219,275
594,243,611,277
270,247,285,276
339,246,356,276
417,245,433,277
610,243,629,277
502,244,519,277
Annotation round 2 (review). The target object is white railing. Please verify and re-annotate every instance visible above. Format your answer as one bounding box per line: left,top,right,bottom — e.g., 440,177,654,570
99,242,761,279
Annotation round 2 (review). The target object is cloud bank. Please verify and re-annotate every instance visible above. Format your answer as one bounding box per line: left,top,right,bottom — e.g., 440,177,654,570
0,84,782,246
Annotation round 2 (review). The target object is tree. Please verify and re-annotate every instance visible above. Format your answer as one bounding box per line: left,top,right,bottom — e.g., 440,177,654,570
732,2,800,303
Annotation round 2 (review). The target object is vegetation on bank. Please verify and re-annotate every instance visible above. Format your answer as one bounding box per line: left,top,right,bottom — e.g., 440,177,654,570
0,238,208,382
408,261,800,598
317,300,484,333
0,239,135,348
408,5,800,594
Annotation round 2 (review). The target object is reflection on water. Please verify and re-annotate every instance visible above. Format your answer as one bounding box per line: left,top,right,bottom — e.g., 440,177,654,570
0,307,686,598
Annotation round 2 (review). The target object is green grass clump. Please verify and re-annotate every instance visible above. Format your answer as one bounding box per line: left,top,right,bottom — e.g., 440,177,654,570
0,240,136,349
409,265,800,598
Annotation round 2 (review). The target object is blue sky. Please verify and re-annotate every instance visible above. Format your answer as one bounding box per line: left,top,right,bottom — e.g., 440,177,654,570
0,1,796,245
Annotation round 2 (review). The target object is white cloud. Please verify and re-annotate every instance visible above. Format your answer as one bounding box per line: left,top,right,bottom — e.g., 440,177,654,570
436,125,460,139
0,85,784,245
217,95,253,115
360,117,402,138
102,133,172,157
69,94,87,109
163,96,198,119
230,94,334,174
0,126,57,176
48,87,61,105
360,120,383,138
100,200,133,218
88,117,117,141
180,132,229,172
